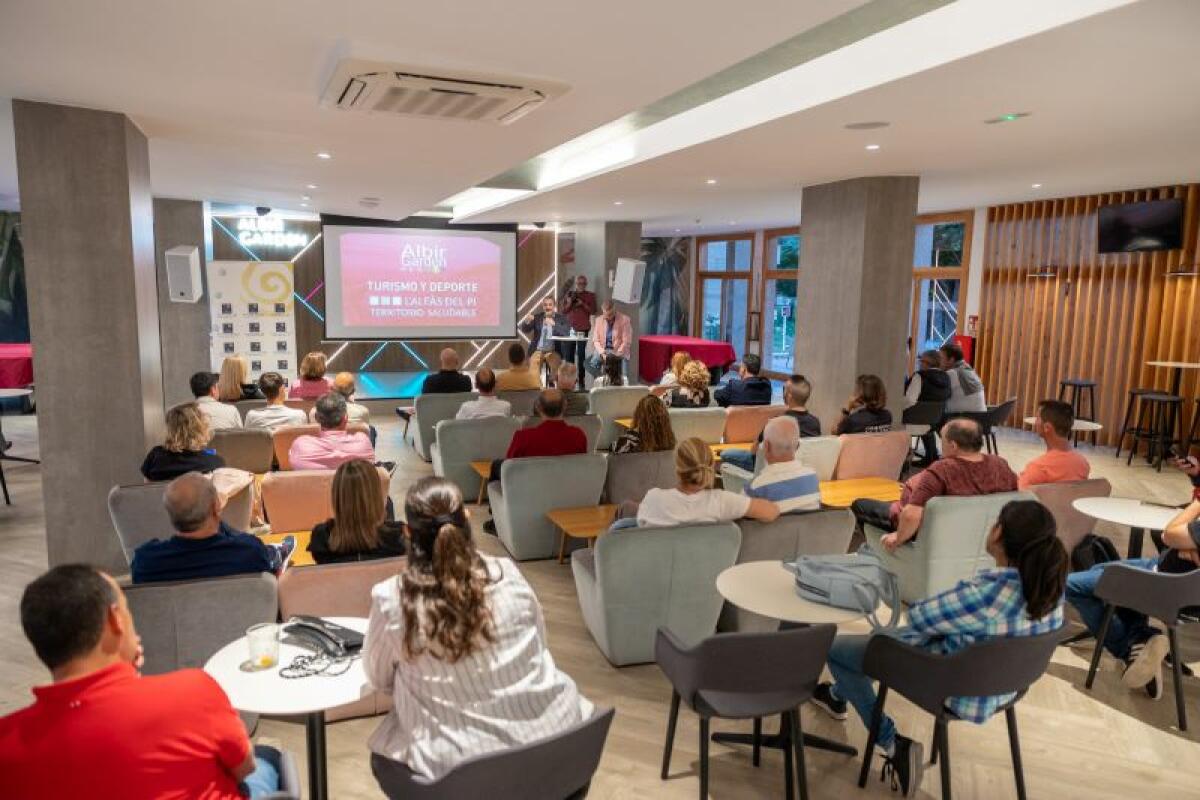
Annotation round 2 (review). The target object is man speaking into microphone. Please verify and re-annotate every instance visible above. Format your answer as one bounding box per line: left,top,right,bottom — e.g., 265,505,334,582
559,274,596,376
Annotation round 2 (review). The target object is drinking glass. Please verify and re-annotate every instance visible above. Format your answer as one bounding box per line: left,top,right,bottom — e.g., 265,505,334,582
246,623,280,670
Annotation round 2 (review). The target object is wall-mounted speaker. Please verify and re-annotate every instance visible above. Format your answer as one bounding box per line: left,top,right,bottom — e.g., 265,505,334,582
611,257,645,304
165,245,202,303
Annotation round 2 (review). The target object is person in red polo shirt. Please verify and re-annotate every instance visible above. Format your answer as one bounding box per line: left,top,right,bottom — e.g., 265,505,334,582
484,388,588,534
0,564,281,799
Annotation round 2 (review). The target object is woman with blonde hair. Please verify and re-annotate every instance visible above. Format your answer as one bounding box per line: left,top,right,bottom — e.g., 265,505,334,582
634,437,779,527
613,394,677,454
290,351,334,399
307,459,403,564
140,402,225,481
664,359,713,408
363,476,592,780
215,355,262,402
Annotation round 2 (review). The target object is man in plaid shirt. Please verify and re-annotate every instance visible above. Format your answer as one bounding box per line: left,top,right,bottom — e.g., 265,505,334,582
811,501,1067,797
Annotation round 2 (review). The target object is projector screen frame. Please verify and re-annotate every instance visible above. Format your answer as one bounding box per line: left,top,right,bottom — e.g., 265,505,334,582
319,214,520,341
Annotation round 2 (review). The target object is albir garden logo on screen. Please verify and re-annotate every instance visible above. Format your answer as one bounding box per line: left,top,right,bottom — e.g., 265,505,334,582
399,243,447,273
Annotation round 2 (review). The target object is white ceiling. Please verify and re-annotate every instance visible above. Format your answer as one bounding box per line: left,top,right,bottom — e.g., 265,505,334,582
469,0,1200,235
0,0,866,214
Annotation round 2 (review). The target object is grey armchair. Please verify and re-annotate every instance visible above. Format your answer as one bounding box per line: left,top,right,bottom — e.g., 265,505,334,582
571,522,741,665
413,391,477,460
859,628,1063,800
497,389,542,417
108,481,254,566
1084,565,1200,731
234,398,268,421
1028,478,1112,554
602,450,676,506
210,428,274,473
432,416,521,498
488,453,608,560
656,625,837,800
521,413,602,452
589,386,650,449
668,407,727,445
371,707,615,800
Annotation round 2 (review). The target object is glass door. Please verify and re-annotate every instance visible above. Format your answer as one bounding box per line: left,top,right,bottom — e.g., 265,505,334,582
695,234,754,360
761,229,799,376
909,212,972,366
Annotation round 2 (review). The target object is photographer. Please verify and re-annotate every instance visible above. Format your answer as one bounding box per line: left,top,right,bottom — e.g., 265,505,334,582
559,275,596,376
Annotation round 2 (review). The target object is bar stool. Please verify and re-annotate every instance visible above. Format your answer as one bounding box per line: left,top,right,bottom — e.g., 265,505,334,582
1058,378,1098,446
1115,387,1158,459
1125,392,1184,471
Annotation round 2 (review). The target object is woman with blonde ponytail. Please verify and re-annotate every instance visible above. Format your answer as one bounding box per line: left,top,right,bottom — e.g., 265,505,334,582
633,437,780,527
362,476,593,780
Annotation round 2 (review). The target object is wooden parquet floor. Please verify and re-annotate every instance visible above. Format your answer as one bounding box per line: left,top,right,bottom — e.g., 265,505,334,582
1,413,1198,798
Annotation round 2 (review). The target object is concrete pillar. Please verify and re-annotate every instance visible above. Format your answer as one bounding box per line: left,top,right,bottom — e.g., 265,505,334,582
574,221,643,381
794,176,919,428
154,198,212,408
13,100,164,571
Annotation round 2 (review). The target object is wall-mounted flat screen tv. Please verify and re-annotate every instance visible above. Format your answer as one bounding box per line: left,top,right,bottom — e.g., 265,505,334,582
1097,198,1183,253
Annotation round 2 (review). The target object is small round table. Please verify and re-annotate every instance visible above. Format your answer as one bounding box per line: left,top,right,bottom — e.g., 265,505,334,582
204,616,370,800
1072,497,1178,559
713,560,865,758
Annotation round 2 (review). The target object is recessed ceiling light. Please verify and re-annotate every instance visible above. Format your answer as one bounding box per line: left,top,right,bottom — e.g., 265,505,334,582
301,195,311,201
316,151,332,159
984,112,1031,125
300,202,309,208
306,184,318,189
706,178,718,185
844,121,890,130
865,144,881,151
728,220,737,225
613,201,623,206
1031,183,1042,189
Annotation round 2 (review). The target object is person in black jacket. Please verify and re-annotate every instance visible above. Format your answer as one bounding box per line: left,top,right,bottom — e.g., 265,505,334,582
834,374,893,434
141,403,224,482
906,349,953,467
420,348,472,394
713,353,773,407
519,296,570,381
307,459,405,564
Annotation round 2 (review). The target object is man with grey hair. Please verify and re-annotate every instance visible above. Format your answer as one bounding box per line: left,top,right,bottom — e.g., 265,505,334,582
556,362,590,416
289,392,375,470
743,416,821,513
130,472,293,584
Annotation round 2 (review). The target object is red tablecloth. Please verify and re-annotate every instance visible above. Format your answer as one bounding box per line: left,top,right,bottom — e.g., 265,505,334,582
0,343,33,388
638,335,737,384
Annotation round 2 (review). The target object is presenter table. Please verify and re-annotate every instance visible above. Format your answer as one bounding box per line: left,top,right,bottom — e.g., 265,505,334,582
638,335,736,384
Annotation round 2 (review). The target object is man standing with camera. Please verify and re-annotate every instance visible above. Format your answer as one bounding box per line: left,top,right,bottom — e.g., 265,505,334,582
559,274,596,378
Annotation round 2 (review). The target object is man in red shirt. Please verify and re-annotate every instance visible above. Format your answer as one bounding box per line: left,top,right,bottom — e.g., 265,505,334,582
0,564,281,799
852,418,1018,552
559,274,597,376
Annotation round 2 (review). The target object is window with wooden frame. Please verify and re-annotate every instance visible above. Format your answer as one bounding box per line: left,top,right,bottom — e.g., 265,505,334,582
760,227,800,377
910,211,973,366
694,233,754,361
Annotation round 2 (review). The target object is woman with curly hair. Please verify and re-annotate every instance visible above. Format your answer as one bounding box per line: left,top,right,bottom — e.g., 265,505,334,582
363,477,592,780
613,394,677,454
664,359,713,408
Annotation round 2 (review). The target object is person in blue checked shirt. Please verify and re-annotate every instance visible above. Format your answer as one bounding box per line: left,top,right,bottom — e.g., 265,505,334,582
810,500,1068,797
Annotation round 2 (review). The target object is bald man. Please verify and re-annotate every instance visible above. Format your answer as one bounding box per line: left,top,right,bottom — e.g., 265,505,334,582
130,472,294,584
421,347,472,394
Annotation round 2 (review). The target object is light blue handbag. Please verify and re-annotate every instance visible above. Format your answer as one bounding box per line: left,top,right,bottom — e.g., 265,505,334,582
785,545,901,628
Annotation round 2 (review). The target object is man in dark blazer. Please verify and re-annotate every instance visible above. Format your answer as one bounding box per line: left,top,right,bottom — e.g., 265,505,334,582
714,353,773,406
519,295,570,383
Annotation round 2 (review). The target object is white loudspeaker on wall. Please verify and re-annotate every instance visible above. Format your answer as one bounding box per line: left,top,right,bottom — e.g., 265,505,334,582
165,245,202,303
611,257,645,304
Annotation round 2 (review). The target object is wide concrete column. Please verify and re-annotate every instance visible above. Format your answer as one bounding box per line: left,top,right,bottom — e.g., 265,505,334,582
794,176,918,428
154,198,212,408
14,100,164,571
574,221,643,380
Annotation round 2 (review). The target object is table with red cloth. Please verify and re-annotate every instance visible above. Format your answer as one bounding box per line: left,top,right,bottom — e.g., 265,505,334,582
638,335,737,384
0,343,32,388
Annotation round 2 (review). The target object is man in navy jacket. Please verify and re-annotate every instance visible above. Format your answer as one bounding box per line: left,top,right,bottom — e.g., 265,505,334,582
714,353,773,407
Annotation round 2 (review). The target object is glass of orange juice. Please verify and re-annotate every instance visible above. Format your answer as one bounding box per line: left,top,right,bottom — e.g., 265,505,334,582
246,623,280,670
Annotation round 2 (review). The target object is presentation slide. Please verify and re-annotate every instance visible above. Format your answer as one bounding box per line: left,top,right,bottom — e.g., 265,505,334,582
323,224,517,339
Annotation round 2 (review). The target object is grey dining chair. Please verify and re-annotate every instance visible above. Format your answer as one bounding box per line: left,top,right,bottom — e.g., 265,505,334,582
656,624,837,800
370,707,615,799
858,628,1063,800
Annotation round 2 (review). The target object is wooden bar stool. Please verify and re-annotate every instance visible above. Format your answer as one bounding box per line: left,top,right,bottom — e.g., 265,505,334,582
1115,387,1157,459
1058,378,1098,446
1125,393,1184,471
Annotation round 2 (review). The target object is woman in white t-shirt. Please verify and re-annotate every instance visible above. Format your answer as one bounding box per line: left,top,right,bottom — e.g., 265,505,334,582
636,437,780,527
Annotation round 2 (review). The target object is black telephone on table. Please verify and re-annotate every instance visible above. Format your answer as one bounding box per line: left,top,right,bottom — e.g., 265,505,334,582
283,616,364,658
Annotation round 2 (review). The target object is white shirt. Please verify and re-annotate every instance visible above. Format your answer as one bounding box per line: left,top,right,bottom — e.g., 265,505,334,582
903,374,922,410
309,400,370,425
244,403,307,431
195,395,242,430
746,460,821,514
455,395,512,420
364,556,592,780
637,487,751,528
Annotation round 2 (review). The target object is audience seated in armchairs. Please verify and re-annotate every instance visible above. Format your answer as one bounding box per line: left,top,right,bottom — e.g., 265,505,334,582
722,375,820,471
190,369,242,431
812,500,1067,797
484,389,587,513
290,350,334,400
244,370,307,431
612,395,676,455
308,459,405,565
713,353,772,407
494,341,542,392
833,373,893,435
217,355,263,402
363,477,593,781
1018,399,1091,490
131,472,293,584
0,565,284,797
456,368,511,420
744,416,820,514
289,393,375,471
852,418,1017,551
142,402,225,481
662,359,712,408
556,362,590,416
422,347,473,395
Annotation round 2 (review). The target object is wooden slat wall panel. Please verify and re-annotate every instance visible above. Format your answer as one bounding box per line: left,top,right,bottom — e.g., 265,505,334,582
977,184,1200,447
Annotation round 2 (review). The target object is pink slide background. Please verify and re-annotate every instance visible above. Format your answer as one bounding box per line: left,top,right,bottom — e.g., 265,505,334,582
340,232,502,326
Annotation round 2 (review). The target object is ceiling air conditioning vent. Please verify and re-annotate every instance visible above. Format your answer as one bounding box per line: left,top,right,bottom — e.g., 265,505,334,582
322,59,567,125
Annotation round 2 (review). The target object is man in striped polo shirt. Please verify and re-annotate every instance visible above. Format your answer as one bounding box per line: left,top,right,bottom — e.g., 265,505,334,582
744,416,821,513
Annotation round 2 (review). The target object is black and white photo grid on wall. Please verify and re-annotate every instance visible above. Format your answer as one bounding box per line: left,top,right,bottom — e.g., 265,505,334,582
207,260,299,379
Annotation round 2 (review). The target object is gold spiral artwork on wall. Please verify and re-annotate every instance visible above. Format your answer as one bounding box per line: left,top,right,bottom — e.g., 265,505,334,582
240,261,294,304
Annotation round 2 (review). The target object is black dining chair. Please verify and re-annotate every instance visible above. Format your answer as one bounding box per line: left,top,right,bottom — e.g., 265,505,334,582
1084,564,1200,731
656,624,838,800
858,628,1063,800
370,707,615,800
902,400,945,465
